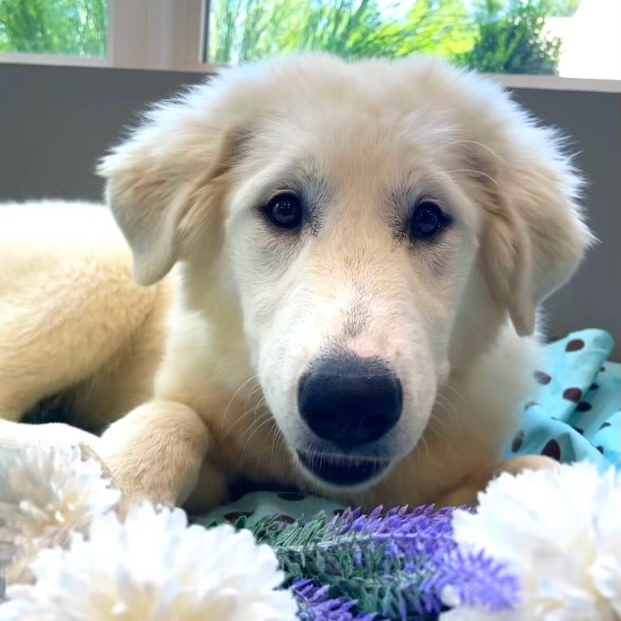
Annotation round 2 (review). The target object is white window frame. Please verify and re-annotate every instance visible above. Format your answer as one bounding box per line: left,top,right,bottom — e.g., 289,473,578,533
108,0,211,71
0,0,218,72
0,0,619,93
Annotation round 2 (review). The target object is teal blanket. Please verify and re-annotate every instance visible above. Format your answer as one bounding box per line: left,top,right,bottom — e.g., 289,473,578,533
503,328,620,470
199,328,620,526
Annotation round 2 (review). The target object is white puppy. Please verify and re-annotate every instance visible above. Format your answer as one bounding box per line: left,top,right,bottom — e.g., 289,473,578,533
0,54,591,513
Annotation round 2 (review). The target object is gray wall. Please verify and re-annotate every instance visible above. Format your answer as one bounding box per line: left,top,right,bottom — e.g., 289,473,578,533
1,63,619,358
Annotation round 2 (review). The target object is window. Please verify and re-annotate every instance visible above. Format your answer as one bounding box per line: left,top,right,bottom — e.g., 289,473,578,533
0,0,108,57
205,0,621,80
0,0,619,83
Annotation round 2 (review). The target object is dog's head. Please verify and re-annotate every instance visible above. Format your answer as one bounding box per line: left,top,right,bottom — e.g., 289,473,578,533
99,55,592,491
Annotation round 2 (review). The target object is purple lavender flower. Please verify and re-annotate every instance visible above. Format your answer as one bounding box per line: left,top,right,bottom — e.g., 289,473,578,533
254,505,521,620
427,548,520,613
293,579,379,621
329,506,520,617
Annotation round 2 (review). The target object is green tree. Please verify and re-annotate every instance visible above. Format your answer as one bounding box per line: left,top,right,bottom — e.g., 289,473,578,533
548,0,580,16
0,0,107,56
0,0,565,76
462,0,562,74
208,0,476,64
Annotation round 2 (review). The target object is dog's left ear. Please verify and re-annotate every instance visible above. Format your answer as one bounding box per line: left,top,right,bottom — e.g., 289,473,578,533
477,121,594,337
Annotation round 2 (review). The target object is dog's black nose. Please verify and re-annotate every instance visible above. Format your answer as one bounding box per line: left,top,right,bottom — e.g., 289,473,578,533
298,355,402,448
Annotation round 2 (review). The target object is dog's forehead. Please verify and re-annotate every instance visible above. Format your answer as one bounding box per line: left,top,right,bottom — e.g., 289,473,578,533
245,104,464,209
265,60,462,124
243,72,468,181
227,60,493,222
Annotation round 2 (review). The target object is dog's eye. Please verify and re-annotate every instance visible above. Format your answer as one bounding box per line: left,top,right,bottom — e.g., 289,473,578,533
264,192,303,229
409,201,448,240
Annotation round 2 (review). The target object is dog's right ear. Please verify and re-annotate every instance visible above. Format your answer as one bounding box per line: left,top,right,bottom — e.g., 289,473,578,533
98,80,250,286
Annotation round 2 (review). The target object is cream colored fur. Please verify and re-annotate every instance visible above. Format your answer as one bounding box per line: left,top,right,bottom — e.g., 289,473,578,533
0,54,591,514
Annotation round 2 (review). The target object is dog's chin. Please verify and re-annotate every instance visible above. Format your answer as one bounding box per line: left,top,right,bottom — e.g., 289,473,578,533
295,450,392,489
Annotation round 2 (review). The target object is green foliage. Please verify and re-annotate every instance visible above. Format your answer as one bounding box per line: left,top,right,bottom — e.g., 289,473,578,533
248,512,436,618
543,0,580,17
209,0,562,75
0,0,563,76
461,0,562,74
0,0,107,56
208,0,476,64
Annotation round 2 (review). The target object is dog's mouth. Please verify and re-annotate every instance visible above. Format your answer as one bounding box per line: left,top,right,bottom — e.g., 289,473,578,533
296,451,390,486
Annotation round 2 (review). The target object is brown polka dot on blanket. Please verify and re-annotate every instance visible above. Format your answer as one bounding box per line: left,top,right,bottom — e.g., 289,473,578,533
511,430,525,452
277,515,296,524
565,339,585,352
541,439,561,461
577,402,592,412
277,491,308,501
534,371,552,385
563,388,582,403
224,511,255,523
600,422,612,430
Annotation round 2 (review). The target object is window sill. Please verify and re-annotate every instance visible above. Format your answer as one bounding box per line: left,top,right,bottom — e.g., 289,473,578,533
491,73,621,94
1,53,620,94
0,53,110,68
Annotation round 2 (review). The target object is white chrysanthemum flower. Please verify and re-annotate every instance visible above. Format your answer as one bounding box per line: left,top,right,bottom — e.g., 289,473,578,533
0,445,120,543
0,502,298,621
440,462,621,621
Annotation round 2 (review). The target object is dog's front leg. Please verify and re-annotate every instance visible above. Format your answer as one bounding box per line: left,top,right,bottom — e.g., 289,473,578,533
99,400,227,508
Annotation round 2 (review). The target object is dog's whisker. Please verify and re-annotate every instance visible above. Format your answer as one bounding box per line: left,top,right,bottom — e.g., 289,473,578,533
438,383,470,409
269,424,285,471
218,375,259,431
246,425,286,470
239,401,269,439
242,383,263,409
221,404,262,440
424,421,453,457
434,393,460,423
223,397,268,440
252,397,267,421
234,416,267,452
419,433,431,463
240,414,274,463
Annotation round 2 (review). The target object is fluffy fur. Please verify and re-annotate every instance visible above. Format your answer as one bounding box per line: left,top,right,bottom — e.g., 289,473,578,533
0,54,592,513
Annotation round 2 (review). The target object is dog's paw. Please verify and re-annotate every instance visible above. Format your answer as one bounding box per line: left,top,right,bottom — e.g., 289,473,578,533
495,454,560,478
434,455,560,508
